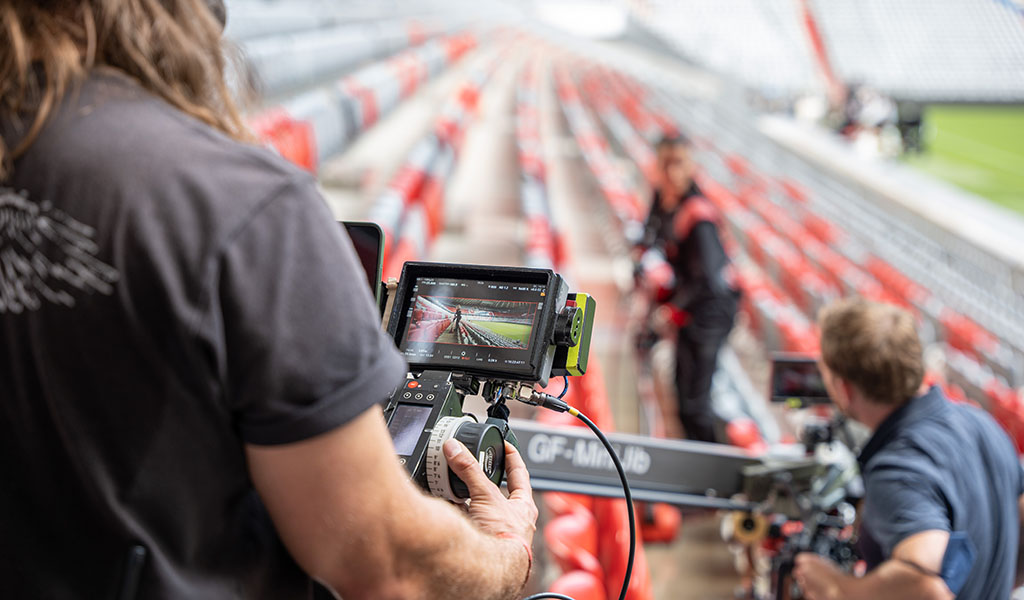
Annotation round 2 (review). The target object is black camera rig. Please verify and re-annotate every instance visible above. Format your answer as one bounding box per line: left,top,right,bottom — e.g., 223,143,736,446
381,262,596,503
362,257,862,600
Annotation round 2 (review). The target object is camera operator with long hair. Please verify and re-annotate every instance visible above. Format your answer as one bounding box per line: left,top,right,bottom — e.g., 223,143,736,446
794,298,1024,600
0,1,536,598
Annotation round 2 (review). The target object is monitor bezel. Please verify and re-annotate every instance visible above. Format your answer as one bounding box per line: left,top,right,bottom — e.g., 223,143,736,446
386,262,560,381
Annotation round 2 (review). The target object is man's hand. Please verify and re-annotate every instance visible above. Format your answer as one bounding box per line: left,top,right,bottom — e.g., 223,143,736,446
792,531,955,600
444,439,538,545
247,407,539,599
794,553,848,600
651,304,688,336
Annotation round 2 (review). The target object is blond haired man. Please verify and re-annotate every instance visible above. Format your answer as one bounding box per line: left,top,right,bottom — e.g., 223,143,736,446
794,298,1023,600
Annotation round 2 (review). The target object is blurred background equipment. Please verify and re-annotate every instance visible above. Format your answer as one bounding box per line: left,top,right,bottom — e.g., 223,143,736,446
223,0,1024,597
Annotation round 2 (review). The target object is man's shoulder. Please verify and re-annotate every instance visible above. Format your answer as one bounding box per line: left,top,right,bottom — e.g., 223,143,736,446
672,195,720,239
33,71,307,216
865,392,1016,477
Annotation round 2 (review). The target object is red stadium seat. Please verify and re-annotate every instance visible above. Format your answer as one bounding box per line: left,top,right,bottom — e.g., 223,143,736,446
548,570,606,600
636,501,682,544
544,509,603,580
985,380,1024,454
726,418,767,454
577,363,616,432
593,498,654,600
544,492,594,517
940,309,999,359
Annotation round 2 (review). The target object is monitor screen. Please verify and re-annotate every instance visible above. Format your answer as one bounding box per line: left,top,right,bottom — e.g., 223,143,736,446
397,276,547,374
388,404,433,455
770,357,831,406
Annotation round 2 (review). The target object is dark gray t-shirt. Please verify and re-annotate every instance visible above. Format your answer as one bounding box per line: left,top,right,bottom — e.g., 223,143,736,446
857,386,1024,600
0,70,407,598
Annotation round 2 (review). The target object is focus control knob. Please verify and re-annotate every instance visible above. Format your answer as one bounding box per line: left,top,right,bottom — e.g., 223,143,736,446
425,416,505,502
451,421,506,499
553,306,583,347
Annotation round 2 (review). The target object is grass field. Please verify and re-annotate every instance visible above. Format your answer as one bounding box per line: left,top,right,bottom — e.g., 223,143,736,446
903,105,1024,215
474,321,533,346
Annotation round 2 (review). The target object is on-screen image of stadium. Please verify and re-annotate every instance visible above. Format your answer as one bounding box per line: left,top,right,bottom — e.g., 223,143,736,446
404,295,538,349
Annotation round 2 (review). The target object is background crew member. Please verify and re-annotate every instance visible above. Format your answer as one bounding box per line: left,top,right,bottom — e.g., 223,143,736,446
0,1,537,598
794,298,1024,600
639,134,739,443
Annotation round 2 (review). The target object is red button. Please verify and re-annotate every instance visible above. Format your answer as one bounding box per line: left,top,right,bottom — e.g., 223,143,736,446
407,381,419,389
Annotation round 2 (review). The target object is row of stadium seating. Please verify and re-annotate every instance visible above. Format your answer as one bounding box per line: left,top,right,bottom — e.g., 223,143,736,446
247,31,478,169
367,42,504,279
625,0,1024,102
809,0,1024,102
516,56,562,272
223,0,503,42
626,0,818,96
534,34,1024,456
237,19,441,100
684,104,1024,381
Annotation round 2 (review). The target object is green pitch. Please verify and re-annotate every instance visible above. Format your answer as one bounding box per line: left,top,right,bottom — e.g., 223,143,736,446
474,321,533,346
904,105,1024,215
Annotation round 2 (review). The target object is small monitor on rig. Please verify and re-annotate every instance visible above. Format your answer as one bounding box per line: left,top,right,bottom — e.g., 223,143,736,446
387,262,566,382
770,353,831,408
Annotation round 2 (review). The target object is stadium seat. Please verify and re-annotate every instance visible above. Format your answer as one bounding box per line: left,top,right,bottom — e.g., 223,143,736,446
593,498,654,600
637,502,683,544
544,508,604,581
548,570,606,600
726,418,768,454
543,492,594,518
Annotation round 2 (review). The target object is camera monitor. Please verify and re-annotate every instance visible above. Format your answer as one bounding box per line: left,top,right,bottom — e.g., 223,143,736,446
770,353,831,408
387,262,566,382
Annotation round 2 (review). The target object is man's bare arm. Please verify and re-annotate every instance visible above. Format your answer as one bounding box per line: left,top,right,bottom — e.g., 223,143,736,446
794,530,954,600
245,406,536,600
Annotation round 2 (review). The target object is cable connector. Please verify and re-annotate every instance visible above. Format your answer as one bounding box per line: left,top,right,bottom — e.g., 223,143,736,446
520,390,571,413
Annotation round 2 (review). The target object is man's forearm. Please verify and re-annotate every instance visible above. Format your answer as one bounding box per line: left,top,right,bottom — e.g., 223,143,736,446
838,560,952,600
381,489,529,600
425,498,529,600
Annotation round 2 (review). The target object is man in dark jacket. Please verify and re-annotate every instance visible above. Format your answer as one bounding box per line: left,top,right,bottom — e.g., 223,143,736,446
638,135,739,443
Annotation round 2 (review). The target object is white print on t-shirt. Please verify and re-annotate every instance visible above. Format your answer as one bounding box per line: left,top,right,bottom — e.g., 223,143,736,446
0,187,120,314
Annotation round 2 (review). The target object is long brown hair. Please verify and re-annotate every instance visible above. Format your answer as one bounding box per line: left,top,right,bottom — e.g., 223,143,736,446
0,0,252,177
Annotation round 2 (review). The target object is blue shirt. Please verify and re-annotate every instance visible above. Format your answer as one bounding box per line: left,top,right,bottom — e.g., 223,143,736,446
857,386,1024,599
